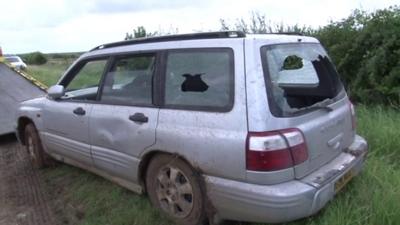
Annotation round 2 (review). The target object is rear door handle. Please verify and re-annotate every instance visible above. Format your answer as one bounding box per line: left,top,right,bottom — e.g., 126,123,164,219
129,113,148,123
73,107,86,116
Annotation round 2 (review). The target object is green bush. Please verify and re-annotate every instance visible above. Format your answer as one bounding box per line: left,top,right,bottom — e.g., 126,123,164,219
219,6,400,106
21,52,48,65
314,7,400,105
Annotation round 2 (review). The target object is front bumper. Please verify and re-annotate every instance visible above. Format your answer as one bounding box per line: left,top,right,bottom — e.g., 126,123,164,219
205,135,368,223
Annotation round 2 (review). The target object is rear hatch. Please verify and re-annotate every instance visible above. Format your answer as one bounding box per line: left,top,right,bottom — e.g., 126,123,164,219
261,42,355,178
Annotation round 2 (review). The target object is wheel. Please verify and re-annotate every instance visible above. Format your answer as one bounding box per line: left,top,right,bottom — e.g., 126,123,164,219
24,123,53,168
146,154,207,225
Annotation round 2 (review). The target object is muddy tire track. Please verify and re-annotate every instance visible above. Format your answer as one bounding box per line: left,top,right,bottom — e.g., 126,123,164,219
0,135,57,225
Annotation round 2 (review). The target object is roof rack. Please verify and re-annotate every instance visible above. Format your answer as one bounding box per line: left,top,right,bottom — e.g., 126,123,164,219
90,31,246,51
270,32,304,36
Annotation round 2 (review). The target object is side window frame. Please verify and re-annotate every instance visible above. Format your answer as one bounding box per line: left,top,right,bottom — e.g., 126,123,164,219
96,52,161,108
160,48,235,112
58,56,112,103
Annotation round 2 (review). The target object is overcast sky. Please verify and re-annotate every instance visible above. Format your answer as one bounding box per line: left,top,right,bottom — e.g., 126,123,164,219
0,0,398,54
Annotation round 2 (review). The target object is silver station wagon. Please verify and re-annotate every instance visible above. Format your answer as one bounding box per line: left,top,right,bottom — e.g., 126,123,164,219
15,31,368,225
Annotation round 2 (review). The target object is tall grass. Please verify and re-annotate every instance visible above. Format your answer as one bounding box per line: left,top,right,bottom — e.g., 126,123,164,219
38,105,400,225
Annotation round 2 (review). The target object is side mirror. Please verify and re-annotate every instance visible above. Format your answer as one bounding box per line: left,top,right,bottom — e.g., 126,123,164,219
47,85,65,99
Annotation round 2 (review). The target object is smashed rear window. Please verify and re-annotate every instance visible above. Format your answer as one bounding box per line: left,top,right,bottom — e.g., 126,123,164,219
261,43,343,117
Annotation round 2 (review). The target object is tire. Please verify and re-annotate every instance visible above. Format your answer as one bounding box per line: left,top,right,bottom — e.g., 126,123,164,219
146,154,207,225
24,123,54,168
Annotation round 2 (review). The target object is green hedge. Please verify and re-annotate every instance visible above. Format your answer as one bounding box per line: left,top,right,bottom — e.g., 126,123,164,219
218,7,400,106
314,7,400,105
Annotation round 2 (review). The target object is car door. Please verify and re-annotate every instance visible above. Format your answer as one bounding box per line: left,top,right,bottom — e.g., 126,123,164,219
42,58,109,165
89,53,159,182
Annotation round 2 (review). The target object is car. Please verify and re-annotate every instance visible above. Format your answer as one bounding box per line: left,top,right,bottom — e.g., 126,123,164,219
0,46,4,62
15,31,368,225
5,55,27,70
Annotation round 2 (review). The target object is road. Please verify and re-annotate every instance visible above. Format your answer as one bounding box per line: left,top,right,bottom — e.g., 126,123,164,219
0,64,45,135
0,134,57,225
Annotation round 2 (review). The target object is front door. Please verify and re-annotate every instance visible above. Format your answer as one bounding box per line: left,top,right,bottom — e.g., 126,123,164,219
89,53,159,182
42,58,108,165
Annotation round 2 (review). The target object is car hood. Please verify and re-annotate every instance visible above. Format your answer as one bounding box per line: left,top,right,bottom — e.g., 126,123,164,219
20,96,47,107
10,62,25,66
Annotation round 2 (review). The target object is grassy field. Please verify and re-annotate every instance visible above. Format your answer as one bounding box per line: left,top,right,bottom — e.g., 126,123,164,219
25,54,79,87
27,56,400,225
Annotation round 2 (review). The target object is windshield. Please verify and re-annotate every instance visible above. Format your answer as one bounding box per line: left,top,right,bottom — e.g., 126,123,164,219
261,43,343,117
6,57,20,63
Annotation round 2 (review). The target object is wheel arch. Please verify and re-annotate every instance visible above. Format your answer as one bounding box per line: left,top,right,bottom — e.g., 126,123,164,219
17,116,34,145
138,149,216,224
138,150,202,192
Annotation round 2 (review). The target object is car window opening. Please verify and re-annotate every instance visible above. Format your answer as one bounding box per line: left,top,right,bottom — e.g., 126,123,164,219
262,43,343,116
282,55,303,70
181,73,209,92
101,55,155,105
164,49,233,110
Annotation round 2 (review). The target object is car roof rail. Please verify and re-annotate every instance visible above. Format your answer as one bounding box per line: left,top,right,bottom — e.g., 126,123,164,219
269,32,305,36
90,31,246,51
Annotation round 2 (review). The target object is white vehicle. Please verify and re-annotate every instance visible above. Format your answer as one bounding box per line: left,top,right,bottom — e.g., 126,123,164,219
6,56,27,70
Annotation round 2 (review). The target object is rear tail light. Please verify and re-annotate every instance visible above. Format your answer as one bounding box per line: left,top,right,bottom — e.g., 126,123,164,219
349,102,356,130
246,128,308,171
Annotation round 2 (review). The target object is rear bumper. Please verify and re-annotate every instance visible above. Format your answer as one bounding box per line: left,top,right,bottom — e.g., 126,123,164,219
205,135,368,223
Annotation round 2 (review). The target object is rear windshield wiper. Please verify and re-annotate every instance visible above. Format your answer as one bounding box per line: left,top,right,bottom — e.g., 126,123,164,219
284,98,335,116
286,105,333,116
308,105,333,112
305,98,334,113
292,103,334,115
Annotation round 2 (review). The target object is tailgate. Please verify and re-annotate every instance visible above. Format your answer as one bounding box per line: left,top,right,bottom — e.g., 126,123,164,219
292,97,355,178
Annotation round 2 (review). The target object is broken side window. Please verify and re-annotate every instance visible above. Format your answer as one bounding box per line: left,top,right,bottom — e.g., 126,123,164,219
164,49,233,111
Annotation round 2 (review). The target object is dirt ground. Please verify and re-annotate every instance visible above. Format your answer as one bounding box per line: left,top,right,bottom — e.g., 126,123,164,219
0,134,58,225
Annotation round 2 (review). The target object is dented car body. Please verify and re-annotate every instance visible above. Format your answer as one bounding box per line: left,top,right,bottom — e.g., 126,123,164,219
15,31,367,224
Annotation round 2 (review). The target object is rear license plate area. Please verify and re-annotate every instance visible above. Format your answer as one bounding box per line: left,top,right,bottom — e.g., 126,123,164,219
334,169,355,193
